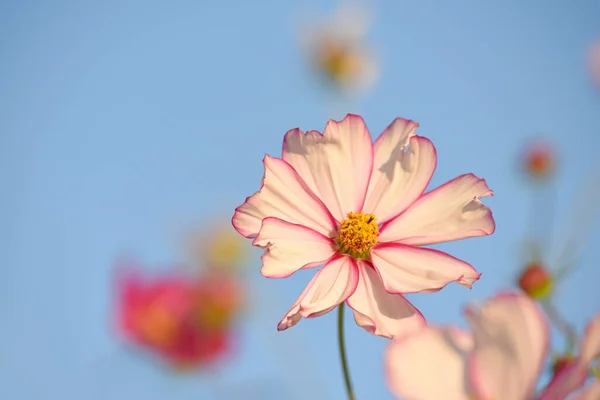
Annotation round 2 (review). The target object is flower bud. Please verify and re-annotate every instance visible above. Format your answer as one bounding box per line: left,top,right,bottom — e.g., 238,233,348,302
518,262,553,300
522,141,555,180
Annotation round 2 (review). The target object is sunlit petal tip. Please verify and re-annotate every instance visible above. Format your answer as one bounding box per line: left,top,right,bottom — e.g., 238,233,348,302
231,155,270,239
374,117,420,148
281,127,322,152
458,271,482,289
324,113,370,135
276,314,299,332
380,173,495,245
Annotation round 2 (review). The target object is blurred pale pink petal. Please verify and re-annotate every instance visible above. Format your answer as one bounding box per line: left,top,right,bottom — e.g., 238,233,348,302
277,256,359,331
327,1,372,39
539,314,600,400
371,243,480,294
346,261,425,338
232,155,336,238
466,293,549,400
379,173,495,245
573,381,600,400
590,40,600,86
282,114,373,222
253,217,336,278
363,118,437,224
385,326,473,400
581,314,600,363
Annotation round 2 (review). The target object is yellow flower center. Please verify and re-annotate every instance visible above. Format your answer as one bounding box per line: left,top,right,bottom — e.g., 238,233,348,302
337,211,379,259
318,42,359,83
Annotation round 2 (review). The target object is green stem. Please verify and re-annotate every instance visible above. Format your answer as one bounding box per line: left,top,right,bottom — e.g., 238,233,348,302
541,299,578,353
338,302,356,400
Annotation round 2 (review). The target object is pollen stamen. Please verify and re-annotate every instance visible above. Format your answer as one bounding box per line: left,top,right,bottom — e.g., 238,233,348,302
337,211,379,259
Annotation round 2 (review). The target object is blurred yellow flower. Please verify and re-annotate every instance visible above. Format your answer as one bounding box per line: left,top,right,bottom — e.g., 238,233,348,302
185,222,247,272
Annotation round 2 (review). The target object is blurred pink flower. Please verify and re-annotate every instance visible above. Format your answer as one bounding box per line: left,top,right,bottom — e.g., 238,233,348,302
232,114,495,338
385,293,600,400
115,267,239,370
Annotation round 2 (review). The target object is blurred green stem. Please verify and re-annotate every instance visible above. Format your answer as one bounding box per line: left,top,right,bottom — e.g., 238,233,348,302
338,302,356,400
542,299,578,353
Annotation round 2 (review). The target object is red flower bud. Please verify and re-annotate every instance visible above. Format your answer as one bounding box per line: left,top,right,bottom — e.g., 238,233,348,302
518,262,553,300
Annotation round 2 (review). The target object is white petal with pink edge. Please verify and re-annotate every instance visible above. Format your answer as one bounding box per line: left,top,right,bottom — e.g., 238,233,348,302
232,155,336,238
363,119,437,224
466,293,549,400
365,134,437,224
379,173,495,245
277,256,358,331
253,217,336,279
385,326,473,400
371,243,481,294
281,114,374,222
346,260,425,339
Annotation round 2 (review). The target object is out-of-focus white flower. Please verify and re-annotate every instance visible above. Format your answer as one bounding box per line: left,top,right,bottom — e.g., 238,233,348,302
299,2,379,97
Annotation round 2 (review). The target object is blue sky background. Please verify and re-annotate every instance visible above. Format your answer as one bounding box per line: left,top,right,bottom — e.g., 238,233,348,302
1,0,600,399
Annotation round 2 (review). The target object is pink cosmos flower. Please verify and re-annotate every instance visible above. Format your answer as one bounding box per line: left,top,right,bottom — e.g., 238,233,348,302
385,292,600,400
232,114,495,338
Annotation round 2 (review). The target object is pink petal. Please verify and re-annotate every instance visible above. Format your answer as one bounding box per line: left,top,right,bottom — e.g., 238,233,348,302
253,217,337,278
466,293,550,400
277,256,359,331
385,326,474,400
371,243,481,294
572,381,600,400
581,314,600,364
379,173,495,245
538,314,600,400
363,119,437,224
346,260,426,339
539,363,589,400
281,114,374,222
232,155,336,238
